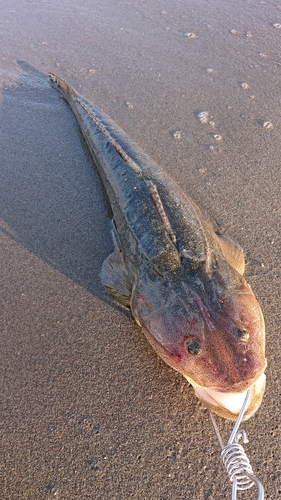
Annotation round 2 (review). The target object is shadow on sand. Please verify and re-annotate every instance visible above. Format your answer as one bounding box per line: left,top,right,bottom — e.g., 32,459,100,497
0,61,130,316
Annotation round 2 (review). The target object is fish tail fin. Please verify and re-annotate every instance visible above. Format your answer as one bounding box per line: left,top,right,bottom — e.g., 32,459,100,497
48,73,77,100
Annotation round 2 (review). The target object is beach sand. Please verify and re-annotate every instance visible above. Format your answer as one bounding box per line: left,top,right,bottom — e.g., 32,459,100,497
1,1,280,498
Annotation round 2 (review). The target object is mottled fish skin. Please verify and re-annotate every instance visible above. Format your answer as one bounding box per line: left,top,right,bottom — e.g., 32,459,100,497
49,73,266,420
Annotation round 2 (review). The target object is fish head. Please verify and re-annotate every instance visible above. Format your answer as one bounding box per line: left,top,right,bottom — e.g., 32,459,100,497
131,260,266,420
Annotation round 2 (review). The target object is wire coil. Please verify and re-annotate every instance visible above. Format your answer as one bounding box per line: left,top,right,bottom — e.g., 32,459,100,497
221,441,254,490
209,388,265,499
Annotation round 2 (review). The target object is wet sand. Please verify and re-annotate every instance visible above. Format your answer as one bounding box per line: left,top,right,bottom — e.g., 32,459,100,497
1,1,280,498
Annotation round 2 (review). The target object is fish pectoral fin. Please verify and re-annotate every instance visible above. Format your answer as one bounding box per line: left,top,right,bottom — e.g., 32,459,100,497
100,225,133,306
215,233,245,275
101,251,133,306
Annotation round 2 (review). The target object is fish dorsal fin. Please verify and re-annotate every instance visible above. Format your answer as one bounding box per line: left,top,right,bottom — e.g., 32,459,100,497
100,223,134,306
216,233,245,275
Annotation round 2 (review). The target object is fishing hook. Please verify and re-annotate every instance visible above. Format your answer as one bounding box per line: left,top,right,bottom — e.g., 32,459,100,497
209,388,264,500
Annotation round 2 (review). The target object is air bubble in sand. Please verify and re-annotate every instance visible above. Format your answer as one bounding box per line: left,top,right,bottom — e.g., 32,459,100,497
262,121,273,129
197,111,209,124
172,130,181,140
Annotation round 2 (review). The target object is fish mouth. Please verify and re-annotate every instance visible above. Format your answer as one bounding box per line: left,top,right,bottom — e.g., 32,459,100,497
193,373,266,421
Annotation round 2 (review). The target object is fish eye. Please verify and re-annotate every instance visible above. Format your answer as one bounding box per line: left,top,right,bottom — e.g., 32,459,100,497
235,327,250,342
186,339,201,356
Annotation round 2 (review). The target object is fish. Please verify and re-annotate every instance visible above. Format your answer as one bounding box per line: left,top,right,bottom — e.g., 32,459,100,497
49,73,266,421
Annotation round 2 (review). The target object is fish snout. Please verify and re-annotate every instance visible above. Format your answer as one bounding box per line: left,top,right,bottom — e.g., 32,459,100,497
183,334,266,397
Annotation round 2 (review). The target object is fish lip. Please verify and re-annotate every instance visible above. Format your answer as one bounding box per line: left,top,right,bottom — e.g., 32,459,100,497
193,373,266,420
192,357,267,394
203,372,264,394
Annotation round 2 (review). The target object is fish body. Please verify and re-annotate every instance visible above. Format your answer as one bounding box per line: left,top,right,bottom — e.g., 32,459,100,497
49,73,266,420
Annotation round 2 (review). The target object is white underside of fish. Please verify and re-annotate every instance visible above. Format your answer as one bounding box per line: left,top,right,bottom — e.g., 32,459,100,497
193,373,266,415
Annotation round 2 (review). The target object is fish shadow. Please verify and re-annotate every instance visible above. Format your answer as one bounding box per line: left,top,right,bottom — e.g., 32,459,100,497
0,61,130,317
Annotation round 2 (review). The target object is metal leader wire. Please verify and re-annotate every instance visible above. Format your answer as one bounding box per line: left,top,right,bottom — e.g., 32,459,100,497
209,388,264,500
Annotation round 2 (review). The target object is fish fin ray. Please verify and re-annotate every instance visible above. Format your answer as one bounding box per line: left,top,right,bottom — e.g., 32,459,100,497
100,224,133,306
145,180,177,245
216,233,245,275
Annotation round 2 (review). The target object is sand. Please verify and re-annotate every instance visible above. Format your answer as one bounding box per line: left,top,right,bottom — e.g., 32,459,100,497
1,1,280,498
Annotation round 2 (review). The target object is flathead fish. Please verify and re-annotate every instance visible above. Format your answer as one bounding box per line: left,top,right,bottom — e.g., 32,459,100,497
49,73,266,420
